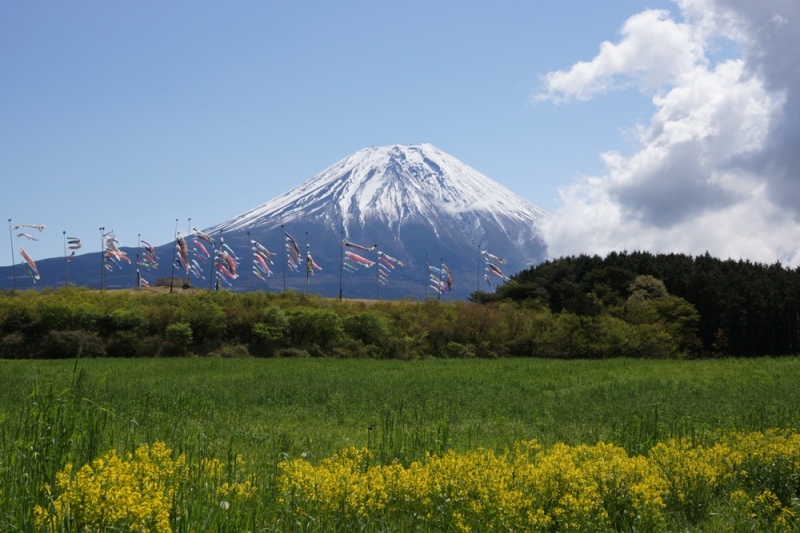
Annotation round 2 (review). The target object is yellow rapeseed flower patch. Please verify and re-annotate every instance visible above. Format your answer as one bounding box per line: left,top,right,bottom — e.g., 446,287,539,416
277,433,800,531
278,439,670,531
31,430,800,531
35,442,186,533
34,441,257,533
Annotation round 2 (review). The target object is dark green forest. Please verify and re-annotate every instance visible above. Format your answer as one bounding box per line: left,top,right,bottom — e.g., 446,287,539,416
486,251,800,357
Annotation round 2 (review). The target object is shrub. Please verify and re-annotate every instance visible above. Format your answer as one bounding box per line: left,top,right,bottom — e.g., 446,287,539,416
445,341,476,358
286,308,343,350
331,337,371,358
210,344,250,358
38,302,75,332
164,322,193,356
107,307,147,333
381,333,427,360
0,332,29,359
105,331,143,358
138,335,166,358
177,298,226,351
276,347,311,358
343,311,389,347
37,330,106,359
249,306,289,357
531,313,640,359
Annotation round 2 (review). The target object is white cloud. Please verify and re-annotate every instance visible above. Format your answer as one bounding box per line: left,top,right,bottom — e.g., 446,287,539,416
543,169,799,266
537,0,800,266
534,9,703,103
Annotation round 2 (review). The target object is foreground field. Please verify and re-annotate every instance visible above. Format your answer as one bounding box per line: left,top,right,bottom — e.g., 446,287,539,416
3,357,800,531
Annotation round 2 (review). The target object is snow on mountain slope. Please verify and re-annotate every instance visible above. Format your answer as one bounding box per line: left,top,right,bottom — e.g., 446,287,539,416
211,143,548,240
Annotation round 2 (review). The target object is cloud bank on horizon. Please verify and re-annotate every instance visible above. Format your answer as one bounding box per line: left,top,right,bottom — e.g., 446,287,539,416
535,0,800,266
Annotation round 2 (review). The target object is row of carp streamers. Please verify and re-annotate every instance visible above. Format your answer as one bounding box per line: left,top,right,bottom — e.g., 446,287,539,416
174,231,408,289
377,251,404,285
342,239,405,285
424,249,507,294
14,223,46,283
12,223,495,292
175,228,266,289
183,230,324,285
482,250,509,291
284,232,323,277
427,262,453,295
136,238,159,288
174,228,225,284
67,236,83,263
252,239,276,281
284,232,302,273
103,231,131,272
12,223,144,286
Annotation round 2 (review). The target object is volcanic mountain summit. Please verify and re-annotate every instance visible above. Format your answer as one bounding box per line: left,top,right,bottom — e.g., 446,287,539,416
209,143,549,298
215,143,547,241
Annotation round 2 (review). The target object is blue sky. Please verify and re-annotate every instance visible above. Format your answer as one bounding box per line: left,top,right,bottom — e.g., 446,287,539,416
3,1,798,269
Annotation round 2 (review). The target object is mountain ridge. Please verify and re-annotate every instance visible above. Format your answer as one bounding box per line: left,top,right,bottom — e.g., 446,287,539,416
211,144,547,248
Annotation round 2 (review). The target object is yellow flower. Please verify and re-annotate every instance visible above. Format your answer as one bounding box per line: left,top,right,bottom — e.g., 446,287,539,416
36,442,188,533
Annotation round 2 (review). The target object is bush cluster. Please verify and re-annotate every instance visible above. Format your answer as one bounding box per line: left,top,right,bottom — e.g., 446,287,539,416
0,282,699,359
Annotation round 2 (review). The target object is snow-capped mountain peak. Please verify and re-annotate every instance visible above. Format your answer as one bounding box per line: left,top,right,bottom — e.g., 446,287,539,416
202,143,549,298
212,143,548,238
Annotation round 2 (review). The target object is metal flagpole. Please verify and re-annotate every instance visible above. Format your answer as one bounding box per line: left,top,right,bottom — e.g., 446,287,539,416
169,219,177,293
375,245,380,301
424,253,428,300
136,233,141,289
209,237,215,291
281,224,286,291
216,236,223,291
305,232,309,294
339,230,344,300
187,218,191,288
438,258,444,301
7,219,17,291
99,227,105,291
63,231,68,287
476,243,481,293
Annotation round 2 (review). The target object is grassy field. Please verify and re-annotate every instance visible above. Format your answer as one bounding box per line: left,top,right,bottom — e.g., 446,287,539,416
3,356,800,460
4,356,800,531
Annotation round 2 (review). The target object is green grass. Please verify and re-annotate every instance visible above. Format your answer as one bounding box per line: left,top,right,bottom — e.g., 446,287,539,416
4,356,800,531
3,356,800,463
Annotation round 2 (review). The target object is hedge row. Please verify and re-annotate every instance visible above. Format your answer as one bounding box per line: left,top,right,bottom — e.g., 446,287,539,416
0,280,699,359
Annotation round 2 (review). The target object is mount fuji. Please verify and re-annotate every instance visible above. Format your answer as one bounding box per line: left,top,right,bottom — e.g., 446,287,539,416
0,144,548,299
208,143,548,298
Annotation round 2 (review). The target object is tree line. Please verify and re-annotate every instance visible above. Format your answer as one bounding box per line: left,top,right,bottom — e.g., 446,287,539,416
0,276,696,360
2,250,796,359
484,251,800,357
